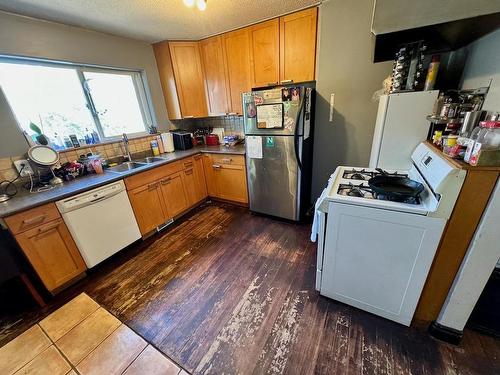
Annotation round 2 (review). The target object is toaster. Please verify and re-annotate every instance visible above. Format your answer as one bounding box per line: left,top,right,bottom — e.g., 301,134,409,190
172,131,193,150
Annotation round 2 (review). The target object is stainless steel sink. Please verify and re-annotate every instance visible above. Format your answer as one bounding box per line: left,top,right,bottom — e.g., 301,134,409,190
107,161,147,173
134,156,166,164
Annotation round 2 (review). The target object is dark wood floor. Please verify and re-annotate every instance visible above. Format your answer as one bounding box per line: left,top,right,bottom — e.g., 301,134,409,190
1,202,499,374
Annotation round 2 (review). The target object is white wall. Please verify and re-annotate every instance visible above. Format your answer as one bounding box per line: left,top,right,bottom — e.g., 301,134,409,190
0,11,169,157
461,28,500,112
311,1,392,199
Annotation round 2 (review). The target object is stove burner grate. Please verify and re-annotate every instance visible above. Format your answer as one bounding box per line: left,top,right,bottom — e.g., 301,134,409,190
342,168,409,181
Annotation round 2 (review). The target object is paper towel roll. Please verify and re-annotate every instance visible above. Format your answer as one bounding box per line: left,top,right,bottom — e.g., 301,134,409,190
161,133,174,153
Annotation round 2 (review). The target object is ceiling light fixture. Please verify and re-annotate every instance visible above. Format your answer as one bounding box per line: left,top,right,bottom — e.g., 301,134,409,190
196,0,207,11
183,0,195,7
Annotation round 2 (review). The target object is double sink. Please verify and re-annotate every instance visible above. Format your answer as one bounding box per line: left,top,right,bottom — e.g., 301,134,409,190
106,156,167,174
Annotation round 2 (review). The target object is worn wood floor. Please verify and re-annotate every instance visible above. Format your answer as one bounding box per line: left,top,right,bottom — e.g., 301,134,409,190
1,202,499,374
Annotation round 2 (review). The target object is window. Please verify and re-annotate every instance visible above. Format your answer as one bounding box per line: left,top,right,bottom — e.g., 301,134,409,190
0,57,154,150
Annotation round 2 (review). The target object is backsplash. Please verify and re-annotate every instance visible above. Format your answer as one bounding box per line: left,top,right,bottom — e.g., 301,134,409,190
172,115,244,136
0,134,157,182
0,118,244,183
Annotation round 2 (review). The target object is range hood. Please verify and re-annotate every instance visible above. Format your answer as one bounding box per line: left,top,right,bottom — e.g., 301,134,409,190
373,12,500,62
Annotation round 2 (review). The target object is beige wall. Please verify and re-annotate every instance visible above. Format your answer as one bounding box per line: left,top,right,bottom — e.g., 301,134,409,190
0,11,169,158
311,0,392,199
461,28,500,112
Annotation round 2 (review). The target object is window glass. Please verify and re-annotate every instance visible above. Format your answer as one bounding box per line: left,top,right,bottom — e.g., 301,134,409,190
0,59,153,150
0,62,97,149
83,71,148,137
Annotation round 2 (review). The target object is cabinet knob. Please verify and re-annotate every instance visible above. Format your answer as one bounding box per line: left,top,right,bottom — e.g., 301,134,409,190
212,164,221,169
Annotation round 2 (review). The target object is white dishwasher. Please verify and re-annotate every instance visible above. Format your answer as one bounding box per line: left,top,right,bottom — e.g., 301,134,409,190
56,180,141,268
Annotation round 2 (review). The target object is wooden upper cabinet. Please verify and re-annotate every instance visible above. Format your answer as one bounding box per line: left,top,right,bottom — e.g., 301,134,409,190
222,29,252,115
168,42,208,118
153,41,182,120
280,7,318,83
249,19,280,88
200,36,230,116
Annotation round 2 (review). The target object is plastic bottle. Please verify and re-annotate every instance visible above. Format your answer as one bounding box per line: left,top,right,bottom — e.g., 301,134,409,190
424,55,440,91
466,121,500,164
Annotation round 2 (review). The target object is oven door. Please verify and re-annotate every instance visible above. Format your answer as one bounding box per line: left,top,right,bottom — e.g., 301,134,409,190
321,201,445,326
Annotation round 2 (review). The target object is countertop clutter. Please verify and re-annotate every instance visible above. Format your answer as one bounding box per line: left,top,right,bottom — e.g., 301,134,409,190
0,145,245,218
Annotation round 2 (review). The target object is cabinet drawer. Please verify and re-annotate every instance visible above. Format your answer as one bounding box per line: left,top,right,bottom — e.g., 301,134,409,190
125,160,183,190
5,203,61,235
182,157,195,170
210,154,245,166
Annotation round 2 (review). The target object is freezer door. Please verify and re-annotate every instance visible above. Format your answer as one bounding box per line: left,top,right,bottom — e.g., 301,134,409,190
246,135,301,220
242,87,304,136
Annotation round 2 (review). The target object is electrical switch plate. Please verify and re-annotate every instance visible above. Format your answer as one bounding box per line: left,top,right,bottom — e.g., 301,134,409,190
329,93,335,122
13,159,34,177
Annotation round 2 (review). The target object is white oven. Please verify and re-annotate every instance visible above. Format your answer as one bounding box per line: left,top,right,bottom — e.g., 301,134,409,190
312,143,466,326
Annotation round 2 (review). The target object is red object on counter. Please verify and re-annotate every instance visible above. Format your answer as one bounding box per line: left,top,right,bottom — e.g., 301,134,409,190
206,134,220,146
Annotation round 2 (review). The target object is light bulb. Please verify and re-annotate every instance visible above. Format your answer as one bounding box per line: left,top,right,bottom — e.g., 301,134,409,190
196,0,207,11
183,0,195,7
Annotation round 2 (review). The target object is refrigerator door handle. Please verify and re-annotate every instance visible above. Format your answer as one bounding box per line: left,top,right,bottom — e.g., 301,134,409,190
294,93,306,171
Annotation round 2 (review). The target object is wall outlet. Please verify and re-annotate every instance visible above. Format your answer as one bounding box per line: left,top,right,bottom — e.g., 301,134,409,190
13,159,34,177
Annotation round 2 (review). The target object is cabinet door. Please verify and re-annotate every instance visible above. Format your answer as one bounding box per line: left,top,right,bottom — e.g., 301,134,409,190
153,41,182,120
169,42,208,118
249,19,280,88
200,36,229,116
280,7,318,83
222,29,252,114
213,164,249,204
202,153,218,197
16,219,86,292
182,166,198,207
128,182,167,235
193,154,208,201
160,171,189,218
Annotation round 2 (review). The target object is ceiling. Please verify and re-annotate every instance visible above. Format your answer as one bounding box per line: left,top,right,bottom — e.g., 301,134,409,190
0,0,320,43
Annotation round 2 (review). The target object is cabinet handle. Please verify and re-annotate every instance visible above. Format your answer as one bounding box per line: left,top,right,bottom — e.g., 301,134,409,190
194,155,202,160
212,164,221,169
183,115,194,119
22,215,46,226
280,79,293,84
222,158,232,164
184,161,193,167
185,169,194,175
148,182,158,190
161,177,172,185
37,221,60,234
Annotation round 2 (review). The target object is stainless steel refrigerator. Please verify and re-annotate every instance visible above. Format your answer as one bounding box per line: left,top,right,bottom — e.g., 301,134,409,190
242,83,315,221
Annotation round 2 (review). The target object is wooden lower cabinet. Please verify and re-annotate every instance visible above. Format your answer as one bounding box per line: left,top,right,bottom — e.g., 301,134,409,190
160,171,189,218
128,181,167,235
202,153,248,204
15,218,86,292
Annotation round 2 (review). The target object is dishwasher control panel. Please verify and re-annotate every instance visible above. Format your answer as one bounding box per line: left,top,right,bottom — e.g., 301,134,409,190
56,181,125,213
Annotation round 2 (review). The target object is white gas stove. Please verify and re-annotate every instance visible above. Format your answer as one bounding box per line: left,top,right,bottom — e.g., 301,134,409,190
312,143,466,326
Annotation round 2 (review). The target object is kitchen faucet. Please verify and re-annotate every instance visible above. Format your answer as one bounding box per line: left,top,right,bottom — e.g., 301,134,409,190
122,133,132,161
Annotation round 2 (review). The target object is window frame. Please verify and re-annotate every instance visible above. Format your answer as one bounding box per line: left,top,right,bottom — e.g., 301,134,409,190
0,54,157,144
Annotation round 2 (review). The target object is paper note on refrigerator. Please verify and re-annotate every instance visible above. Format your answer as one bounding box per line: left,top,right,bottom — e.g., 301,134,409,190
257,103,283,129
246,136,263,159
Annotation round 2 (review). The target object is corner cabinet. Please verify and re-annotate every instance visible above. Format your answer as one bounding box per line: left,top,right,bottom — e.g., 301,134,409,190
280,7,318,83
222,29,252,115
200,36,230,116
5,203,86,293
203,154,248,204
169,42,208,118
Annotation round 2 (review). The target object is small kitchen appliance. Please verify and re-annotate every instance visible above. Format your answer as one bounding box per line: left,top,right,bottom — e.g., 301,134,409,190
172,131,193,150
312,142,466,326
242,82,315,221
205,134,220,146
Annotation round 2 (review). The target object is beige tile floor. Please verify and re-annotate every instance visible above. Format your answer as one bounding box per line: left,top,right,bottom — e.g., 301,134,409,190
0,293,184,375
